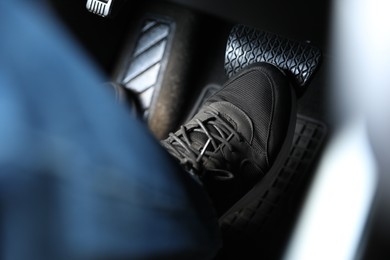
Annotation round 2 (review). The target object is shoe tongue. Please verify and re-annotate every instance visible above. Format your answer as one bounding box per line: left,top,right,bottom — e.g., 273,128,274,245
188,123,220,152
208,102,253,144
171,113,223,160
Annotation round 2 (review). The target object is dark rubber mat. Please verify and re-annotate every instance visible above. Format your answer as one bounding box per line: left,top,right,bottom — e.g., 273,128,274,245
217,114,327,259
219,114,327,237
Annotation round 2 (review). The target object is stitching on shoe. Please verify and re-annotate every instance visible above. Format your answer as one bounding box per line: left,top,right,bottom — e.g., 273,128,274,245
222,63,279,88
219,102,254,144
263,71,275,168
216,64,282,166
225,65,279,167
208,101,254,144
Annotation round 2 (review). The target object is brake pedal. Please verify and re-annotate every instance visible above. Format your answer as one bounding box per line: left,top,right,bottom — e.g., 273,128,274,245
225,24,322,97
113,4,201,139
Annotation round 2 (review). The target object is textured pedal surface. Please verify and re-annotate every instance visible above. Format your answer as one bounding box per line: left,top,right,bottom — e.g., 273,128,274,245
225,25,322,96
219,115,327,240
119,18,174,117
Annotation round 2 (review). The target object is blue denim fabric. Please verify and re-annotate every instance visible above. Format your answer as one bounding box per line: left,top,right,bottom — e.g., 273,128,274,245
0,1,221,259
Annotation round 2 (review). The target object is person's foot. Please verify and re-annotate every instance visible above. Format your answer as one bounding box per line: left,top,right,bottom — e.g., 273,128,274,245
161,63,297,215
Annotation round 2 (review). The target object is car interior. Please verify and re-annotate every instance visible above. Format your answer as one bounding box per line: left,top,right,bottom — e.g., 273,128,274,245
47,0,390,259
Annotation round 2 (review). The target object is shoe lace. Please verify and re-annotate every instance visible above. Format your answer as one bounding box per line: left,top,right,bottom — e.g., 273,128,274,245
164,110,242,180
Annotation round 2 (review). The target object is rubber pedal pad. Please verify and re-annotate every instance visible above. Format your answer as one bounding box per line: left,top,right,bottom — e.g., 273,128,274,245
225,24,322,97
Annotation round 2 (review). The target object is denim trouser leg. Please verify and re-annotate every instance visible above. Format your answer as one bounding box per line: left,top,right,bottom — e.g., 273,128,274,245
0,1,221,259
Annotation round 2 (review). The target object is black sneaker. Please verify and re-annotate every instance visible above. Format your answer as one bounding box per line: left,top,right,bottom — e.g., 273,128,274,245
162,63,297,215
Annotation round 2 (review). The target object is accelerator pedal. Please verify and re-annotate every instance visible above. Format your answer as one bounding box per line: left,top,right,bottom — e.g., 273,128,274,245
225,24,322,97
